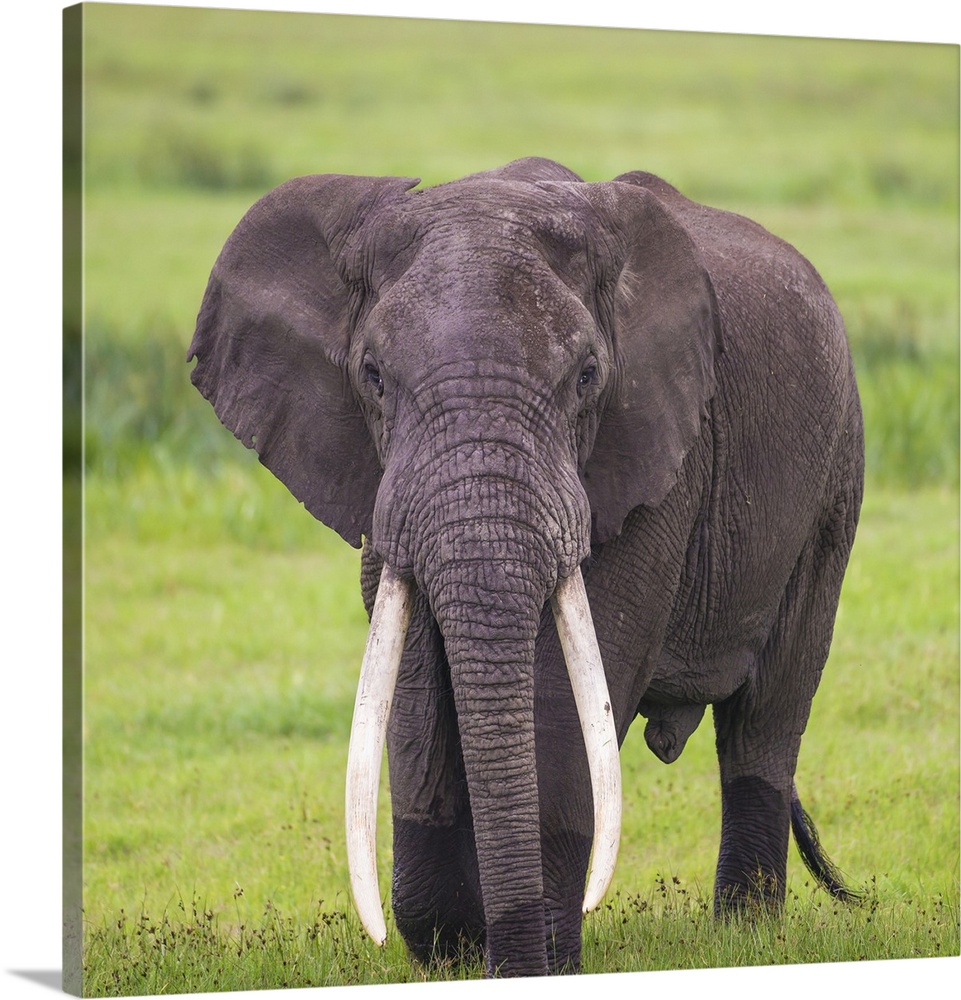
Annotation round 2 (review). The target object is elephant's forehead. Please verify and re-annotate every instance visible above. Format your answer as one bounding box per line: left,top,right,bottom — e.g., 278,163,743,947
362,180,597,351
366,247,596,381
371,178,595,266
370,267,595,384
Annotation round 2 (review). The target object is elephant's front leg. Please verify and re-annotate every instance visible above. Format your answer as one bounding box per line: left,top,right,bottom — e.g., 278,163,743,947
386,591,485,965
534,615,595,973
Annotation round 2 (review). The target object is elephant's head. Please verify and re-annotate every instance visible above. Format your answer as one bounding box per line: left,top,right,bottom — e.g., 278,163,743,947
188,157,719,975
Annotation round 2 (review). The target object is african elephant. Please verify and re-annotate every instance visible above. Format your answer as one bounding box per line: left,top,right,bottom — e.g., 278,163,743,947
188,157,863,977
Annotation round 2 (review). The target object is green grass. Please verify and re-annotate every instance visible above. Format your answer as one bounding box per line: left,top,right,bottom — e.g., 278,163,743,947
79,883,960,995
73,5,959,991
583,881,958,971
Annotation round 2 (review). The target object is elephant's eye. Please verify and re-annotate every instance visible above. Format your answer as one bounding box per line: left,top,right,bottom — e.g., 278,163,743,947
364,362,385,398
577,363,598,395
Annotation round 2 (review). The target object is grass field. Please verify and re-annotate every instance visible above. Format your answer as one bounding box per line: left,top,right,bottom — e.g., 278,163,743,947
73,5,959,993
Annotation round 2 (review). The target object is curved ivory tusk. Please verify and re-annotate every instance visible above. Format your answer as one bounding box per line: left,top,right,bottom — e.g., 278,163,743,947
345,564,414,945
551,567,622,914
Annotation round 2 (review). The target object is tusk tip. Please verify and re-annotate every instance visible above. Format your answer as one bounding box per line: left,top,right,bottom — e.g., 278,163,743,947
582,863,616,914
361,917,388,947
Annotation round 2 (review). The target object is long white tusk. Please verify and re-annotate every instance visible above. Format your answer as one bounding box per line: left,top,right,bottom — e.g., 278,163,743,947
345,563,414,945
550,567,622,914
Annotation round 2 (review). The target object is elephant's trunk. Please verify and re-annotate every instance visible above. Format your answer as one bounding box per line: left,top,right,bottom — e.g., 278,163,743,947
425,537,550,975
346,518,621,974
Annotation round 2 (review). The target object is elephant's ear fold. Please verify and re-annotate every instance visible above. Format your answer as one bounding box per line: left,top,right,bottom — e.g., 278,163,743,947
187,173,418,547
579,180,721,543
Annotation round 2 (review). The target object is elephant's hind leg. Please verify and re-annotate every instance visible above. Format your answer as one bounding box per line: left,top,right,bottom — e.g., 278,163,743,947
711,503,856,914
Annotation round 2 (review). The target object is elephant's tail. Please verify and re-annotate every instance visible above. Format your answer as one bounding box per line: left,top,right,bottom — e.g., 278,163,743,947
790,784,862,903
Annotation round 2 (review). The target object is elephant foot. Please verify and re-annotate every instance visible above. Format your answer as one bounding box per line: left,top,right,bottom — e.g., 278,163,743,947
547,950,580,975
395,909,485,969
713,874,784,918
641,702,706,764
714,775,790,916
391,819,486,970
544,914,581,975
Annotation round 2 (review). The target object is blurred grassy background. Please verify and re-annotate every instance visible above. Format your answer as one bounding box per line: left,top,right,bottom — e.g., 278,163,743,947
76,5,959,485
75,4,959,988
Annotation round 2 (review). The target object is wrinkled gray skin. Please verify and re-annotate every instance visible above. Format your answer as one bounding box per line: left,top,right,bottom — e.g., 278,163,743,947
189,158,863,977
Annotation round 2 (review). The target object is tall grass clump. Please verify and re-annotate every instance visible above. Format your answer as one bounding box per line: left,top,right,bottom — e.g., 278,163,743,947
846,302,959,487
84,323,246,475
137,127,275,192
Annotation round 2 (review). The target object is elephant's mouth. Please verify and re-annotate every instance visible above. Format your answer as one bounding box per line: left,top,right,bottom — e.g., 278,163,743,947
344,564,622,946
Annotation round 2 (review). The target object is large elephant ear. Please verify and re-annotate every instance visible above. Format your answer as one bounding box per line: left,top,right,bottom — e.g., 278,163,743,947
577,178,722,543
188,173,418,547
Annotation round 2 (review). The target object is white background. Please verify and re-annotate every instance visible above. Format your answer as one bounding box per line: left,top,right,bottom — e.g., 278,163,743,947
2,2,957,999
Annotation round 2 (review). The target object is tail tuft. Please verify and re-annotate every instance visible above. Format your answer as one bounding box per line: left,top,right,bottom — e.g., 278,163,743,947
790,786,862,903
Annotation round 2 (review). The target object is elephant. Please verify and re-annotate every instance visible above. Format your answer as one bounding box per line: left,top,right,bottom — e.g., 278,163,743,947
188,156,864,977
